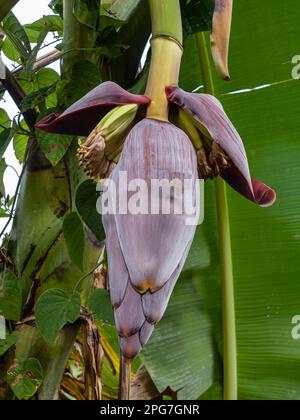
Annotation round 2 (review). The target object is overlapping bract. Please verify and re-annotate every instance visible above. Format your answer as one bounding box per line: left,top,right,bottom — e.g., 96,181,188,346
36,82,150,136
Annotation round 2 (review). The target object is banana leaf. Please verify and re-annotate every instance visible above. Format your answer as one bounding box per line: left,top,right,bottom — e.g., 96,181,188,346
143,0,300,400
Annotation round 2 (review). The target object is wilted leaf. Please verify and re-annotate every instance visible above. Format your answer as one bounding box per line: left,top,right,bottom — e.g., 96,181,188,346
35,289,81,342
130,365,160,400
63,212,85,271
7,358,43,400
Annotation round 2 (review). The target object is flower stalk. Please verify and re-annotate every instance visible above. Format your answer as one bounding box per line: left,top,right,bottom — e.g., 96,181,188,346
196,31,238,401
145,0,183,121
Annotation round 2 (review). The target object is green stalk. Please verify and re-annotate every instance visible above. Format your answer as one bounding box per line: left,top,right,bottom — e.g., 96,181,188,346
148,0,182,43
196,32,237,401
146,0,183,121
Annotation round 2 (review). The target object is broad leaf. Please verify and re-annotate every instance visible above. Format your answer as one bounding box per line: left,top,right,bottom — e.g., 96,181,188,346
170,0,300,400
75,179,105,243
88,289,115,326
13,134,29,164
63,212,85,271
35,289,81,342
6,358,43,400
142,273,220,400
0,331,18,357
0,269,22,321
36,130,73,166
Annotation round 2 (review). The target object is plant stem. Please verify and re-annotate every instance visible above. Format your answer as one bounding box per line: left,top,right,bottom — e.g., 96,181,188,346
119,354,131,400
148,0,183,42
146,0,183,121
196,31,237,401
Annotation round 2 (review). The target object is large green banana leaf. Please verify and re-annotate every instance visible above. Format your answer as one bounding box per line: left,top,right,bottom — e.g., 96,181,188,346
142,0,300,400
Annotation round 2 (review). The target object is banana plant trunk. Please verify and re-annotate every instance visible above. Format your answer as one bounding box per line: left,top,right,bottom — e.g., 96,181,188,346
0,0,100,400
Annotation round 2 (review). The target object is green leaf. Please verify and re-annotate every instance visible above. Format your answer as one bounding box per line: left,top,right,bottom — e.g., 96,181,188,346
0,158,7,197
13,133,28,164
1,37,20,62
36,68,60,87
88,289,114,325
177,0,300,400
35,289,81,342
25,15,63,34
0,111,13,158
181,0,214,36
74,0,100,29
63,212,85,271
0,108,11,130
0,128,13,159
6,358,43,400
0,269,22,321
0,331,18,357
49,0,64,17
75,179,105,243
64,60,101,107
35,130,73,166
99,0,141,31
2,12,31,60
25,29,48,80
142,276,219,400
21,83,57,113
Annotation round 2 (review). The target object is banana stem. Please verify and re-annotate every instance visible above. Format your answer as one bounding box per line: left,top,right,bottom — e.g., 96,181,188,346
146,0,183,121
196,32,237,401
119,354,131,400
